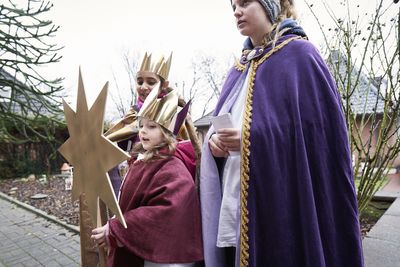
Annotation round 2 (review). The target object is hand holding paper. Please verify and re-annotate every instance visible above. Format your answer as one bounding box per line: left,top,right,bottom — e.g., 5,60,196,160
210,113,234,131
210,113,240,156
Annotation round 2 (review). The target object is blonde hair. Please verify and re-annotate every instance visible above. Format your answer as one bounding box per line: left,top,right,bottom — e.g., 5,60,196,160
264,0,298,46
131,124,176,163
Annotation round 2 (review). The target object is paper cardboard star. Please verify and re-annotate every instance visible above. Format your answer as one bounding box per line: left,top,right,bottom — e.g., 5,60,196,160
58,70,128,228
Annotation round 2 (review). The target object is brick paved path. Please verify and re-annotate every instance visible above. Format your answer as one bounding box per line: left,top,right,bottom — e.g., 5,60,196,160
0,197,81,266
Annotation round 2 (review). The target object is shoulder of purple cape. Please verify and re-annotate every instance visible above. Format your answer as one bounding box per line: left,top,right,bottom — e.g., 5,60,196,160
215,35,327,115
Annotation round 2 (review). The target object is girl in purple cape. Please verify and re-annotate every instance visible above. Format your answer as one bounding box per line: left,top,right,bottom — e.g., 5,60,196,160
199,0,364,266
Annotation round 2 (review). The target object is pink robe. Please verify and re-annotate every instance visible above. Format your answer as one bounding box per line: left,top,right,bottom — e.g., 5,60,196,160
107,142,203,267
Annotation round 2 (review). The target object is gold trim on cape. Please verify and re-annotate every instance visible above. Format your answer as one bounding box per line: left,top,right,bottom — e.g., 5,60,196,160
235,59,246,72
239,36,301,267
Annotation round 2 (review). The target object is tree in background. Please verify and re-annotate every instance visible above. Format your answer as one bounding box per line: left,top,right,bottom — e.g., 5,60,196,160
110,50,232,121
305,0,400,213
178,52,232,119
109,50,140,118
0,0,64,144
0,0,65,177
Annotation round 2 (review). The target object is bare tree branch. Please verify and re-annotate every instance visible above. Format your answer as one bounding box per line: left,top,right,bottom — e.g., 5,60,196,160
0,0,64,144
305,0,400,213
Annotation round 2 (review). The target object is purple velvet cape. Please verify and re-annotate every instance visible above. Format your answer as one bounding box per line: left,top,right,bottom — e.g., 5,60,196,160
200,35,364,267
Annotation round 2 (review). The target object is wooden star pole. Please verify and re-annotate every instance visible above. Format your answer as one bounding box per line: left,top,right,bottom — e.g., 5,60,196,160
58,70,129,266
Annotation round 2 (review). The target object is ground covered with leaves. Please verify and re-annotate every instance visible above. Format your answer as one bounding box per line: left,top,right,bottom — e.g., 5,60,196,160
0,176,79,226
0,176,392,236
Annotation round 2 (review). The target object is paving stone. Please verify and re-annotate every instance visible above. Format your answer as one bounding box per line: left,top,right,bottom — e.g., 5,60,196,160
1,247,22,260
55,255,79,266
28,250,49,259
28,239,45,247
367,215,400,245
0,196,80,265
385,198,400,216
0,244,19,254
61,245,80,256
6,255,33,265
40,259,62,267
363,237,400,267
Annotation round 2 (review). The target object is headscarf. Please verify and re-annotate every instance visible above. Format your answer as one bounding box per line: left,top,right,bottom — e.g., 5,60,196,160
230,0,281,23
257,0,281,24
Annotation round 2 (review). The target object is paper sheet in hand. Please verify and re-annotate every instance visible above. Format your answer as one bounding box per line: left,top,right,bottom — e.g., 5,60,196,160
210,113,233,131
210,113,240,156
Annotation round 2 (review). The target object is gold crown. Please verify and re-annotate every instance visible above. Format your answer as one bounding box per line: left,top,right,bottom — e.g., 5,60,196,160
137,83,188,135
138,52,173,80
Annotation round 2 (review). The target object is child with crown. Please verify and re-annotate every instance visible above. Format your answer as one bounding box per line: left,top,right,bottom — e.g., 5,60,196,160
91,83,204,267
104,52,201,195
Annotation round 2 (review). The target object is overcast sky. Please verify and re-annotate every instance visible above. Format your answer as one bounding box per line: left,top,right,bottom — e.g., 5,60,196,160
12,0,397,120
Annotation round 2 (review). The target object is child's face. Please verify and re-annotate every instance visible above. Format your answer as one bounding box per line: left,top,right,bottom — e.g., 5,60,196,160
136,72,161,102
139,118,164,151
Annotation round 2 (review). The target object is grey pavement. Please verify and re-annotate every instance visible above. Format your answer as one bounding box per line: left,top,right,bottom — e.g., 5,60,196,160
0,193,81,267
363,173,400,267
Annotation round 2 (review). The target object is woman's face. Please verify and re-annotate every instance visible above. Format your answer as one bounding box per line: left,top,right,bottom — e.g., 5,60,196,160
232,0,273,46
138,118,164,151
136,72,161,102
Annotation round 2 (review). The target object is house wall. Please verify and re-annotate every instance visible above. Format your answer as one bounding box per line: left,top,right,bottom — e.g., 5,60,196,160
353,117,400,168
352,118,378,163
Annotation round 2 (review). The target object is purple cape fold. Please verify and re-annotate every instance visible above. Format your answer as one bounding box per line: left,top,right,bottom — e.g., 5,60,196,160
174,100,191,136
200,35,364,267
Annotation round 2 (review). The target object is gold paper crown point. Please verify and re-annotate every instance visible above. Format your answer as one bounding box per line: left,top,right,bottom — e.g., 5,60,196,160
161,52,173,80
137,83,180,134
137,52,173,81
154,52,173,80
139,52,152,72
